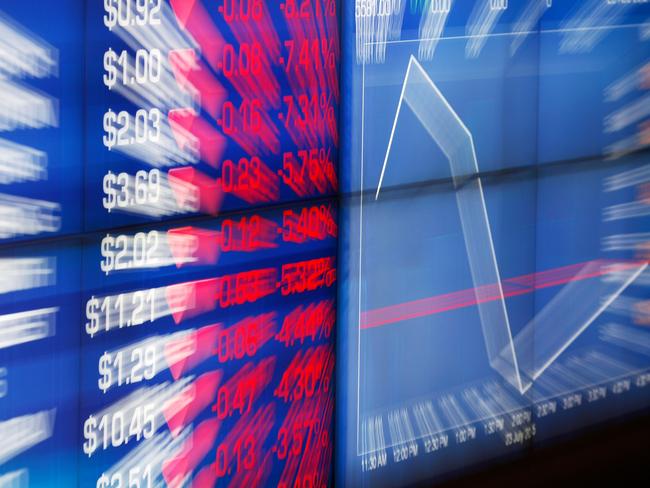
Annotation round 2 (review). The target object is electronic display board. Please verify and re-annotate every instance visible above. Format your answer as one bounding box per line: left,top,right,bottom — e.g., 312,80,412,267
337,1,650,486
1,1,650,488
1,1,339,487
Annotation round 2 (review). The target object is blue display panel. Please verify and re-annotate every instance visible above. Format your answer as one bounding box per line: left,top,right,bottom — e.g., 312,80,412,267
1,0,340,486
1,0,650,487
0,1,84,485
338,1,650,486
0,240,81,487
0,0,84,242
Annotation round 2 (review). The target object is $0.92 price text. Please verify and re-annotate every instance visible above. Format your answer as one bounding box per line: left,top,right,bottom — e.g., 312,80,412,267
104,0,161,31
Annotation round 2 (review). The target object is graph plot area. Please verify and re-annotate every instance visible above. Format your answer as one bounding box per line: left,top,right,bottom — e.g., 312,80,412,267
372,56,647,396
354,42,650,474
343,1,650,485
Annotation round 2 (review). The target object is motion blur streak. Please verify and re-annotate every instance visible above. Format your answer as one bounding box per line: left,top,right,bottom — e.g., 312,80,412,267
0,8,61,241
0,12,57,79
0,410,55,465
465,0,507,58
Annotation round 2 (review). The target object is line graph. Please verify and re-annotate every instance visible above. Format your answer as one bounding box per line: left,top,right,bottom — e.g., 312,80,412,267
364,56,647,396
347,3,650,480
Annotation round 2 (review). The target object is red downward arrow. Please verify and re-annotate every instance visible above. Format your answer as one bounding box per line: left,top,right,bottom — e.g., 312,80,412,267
164,324,221,379
167,226,220,269
168,108,226,168
165,278,219,324
169,49,226,119
192,464,217,487
168,166,223,216
170,0,224,71
163,370,222,436
162,418,221,488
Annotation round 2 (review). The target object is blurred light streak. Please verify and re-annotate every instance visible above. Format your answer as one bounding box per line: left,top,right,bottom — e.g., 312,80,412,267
0,12,56,79
604,62,650,103
0,307,57,350
602,232,650,252
641,18,650,41
0,410,55,465
465,0,508,59
97,429,189,487
0,81,58,131
164,324,220,380
163,371,222,436
169,0,225,71
168,107,226,168
0,469,28,488
559,0,631,53
418,0,452,61
109,1,196,55
510,0,550,56
0,257,55,294
166,226,220,268
0,193,60,239
0,139,47,185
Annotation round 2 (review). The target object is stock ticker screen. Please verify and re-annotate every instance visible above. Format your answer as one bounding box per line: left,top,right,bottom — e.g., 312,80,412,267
0,1,649,488
1,0,338,486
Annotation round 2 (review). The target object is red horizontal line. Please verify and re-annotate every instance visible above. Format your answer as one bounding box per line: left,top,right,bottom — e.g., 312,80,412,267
360,259,646,330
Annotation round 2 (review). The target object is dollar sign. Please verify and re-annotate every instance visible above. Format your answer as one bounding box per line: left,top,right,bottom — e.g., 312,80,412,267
83,415,98,457
85,296,100,337
96,473,110,488
100,235,115,274
103,171,117,212
103,109,117,150
103,0,117,31
103,48,118,90
98,352,112,393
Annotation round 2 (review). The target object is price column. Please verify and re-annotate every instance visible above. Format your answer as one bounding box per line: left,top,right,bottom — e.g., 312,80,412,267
86,0,212,230
82,0,340,486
